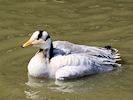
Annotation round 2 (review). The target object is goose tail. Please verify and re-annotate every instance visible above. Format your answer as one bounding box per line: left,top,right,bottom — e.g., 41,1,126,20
104,45,121,62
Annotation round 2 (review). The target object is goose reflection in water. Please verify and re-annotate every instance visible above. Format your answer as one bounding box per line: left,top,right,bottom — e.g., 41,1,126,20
25,74,88,93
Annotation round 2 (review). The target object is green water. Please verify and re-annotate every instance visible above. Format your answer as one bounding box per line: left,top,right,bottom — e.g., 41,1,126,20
0,0,133,100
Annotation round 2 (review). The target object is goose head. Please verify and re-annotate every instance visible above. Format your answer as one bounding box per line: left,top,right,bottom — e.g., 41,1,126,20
22,30,53,61
22,31,52,48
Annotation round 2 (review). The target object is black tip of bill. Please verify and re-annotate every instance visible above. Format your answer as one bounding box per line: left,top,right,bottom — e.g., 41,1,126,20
21,45,24,48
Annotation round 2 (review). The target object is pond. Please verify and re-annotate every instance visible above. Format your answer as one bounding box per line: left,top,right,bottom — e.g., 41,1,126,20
0,0,133,100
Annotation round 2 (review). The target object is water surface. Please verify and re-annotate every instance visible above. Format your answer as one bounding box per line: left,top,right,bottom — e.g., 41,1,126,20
0,0,133,100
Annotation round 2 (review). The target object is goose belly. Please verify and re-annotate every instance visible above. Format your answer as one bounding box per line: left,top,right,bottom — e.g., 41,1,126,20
28,55,48,77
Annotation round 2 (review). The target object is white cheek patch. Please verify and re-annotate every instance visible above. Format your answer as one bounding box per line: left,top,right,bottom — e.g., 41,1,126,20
30,31,39,40
32,39,46,48
32,39,45,45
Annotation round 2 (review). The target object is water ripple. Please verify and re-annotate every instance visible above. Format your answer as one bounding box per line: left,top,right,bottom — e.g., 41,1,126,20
53,0,65,3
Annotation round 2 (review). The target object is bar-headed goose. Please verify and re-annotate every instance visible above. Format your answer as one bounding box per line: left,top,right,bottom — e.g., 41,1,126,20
22,31,121,80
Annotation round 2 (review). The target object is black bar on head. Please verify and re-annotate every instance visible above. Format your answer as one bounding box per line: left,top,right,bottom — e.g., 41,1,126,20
45,35,50,41
37,30,43,40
